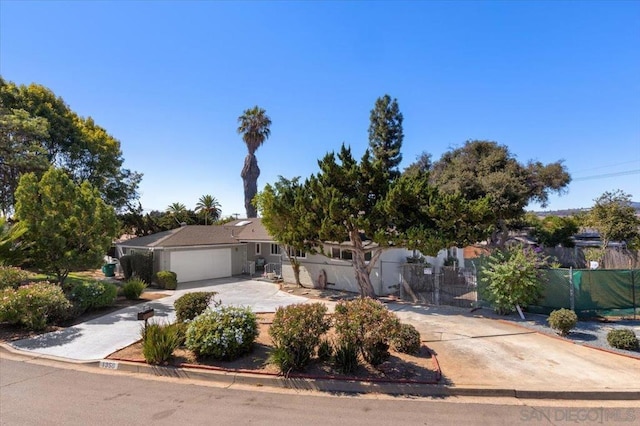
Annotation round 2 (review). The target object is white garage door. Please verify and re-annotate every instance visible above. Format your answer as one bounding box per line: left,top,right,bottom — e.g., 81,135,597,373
170,248,232,283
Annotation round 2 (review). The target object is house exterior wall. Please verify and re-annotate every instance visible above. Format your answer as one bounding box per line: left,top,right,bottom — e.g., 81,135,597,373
282,246,464,296
246,242,282,272
231,245,246,275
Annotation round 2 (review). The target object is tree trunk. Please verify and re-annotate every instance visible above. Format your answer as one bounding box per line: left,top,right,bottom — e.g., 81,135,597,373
291,258,302,287
241,154,260,218
349,229,376,298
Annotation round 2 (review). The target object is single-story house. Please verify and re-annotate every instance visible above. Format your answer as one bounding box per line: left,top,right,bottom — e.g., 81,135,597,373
116,219,279,284
116,218,466,294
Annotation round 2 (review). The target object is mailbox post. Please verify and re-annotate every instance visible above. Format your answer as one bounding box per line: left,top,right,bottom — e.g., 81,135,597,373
137,308,155,337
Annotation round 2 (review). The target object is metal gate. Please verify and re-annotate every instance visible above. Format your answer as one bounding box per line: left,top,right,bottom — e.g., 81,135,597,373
400,264,478,308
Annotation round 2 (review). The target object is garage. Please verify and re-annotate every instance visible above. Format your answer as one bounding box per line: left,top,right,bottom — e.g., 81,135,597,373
170,248,232,283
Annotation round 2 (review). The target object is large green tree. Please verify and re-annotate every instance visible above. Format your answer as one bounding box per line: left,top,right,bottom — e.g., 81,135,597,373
586,190,640,249
195,194,221,225
0,77,141,212
254,177,317,286
368,94,403,177
428,140,571,247
237,106,271,218
0,108,49,216
14,167,118,285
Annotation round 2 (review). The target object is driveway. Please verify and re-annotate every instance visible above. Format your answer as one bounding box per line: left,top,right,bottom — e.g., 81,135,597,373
9,277,309,361
389,303,640,392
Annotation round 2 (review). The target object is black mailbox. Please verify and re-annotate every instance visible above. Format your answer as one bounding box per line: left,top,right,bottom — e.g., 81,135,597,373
137,308,154,321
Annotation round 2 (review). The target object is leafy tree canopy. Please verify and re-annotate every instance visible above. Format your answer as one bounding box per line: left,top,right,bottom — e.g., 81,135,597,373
0,77,141,213
426,140,571,246
527,214,579,248
368,94,403,177
586,190,640,249
14,167,119,284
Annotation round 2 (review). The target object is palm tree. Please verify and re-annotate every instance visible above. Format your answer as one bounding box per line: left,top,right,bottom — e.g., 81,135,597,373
166,202,187,225
237,106,271,218
195,195,221,225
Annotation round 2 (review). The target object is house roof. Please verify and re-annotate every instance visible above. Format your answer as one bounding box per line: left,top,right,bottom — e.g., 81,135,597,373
118,219,275,248
118,225,240,248
233,218,273,242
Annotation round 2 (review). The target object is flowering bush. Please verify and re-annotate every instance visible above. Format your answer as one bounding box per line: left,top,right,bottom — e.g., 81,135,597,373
0,282,72,330
122,277,147,300
0,266,29,290
174,291,218,323
185,305,257,360
70,281,118,313
268,303,329,372
392,323,422,355
333,298,401,366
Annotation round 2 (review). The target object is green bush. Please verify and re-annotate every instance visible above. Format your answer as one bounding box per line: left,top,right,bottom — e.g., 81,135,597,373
547,308,578,336
480,245,545,315
607,329,639,351
70,281,118,313
174,291,218,323
141,322,182,364
392,323,422,355
268,303,329,372
333,340,359,374
119,253,153,284
0,266,29,290
0,282,72,331
155,271,178,290
122,277,147,300
317,338,332,361
185,305,258,360
333,298,401,366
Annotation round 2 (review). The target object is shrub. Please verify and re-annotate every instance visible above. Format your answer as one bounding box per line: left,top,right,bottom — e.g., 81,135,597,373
333,340,359,374
547,308,578,336
0,282,72,330
333,298,401,366
268,303,329,372
317,338,332,361
141,322,182,364
119,253,153,284
392,323,422,355
123,277,147,300
174,291,218,322
0,266,29,290
70,281,118,313
607,329,639,351
185,305,258,360
155,271,178,290
480,245,546,315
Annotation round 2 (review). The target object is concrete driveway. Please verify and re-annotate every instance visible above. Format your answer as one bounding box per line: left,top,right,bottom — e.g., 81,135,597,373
388,303,640,393
9,277,309,361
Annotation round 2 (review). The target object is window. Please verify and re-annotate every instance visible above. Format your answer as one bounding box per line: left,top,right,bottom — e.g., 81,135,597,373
340,250,352,260
288,248,306,259
255,243,261,255
364,251,372,261
270,244,280,255
331,247,340,259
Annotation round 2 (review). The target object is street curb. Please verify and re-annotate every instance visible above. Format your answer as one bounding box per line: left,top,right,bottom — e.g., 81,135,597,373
4,343,638,400
97,358,640,400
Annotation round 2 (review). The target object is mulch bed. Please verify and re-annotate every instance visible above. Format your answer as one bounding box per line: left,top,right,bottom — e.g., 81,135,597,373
108,313,440,383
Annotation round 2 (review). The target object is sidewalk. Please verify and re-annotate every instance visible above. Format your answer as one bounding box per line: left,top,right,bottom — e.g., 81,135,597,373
3,278,640,399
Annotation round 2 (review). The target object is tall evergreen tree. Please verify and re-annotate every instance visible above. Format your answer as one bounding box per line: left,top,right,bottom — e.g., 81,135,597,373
368,94,403,177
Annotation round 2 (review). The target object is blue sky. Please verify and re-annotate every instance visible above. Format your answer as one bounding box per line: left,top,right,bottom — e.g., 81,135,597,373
1,1,638,218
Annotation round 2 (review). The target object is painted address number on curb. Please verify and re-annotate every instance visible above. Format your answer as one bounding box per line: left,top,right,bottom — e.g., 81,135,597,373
99,360,119,370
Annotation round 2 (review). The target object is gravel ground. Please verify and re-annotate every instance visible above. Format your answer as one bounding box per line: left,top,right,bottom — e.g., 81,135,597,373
477,308,640,359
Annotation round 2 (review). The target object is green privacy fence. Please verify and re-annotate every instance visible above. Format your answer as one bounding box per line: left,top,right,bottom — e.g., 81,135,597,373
528,269,640,318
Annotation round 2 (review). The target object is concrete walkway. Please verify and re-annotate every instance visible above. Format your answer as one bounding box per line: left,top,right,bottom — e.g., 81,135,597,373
5,278,640,398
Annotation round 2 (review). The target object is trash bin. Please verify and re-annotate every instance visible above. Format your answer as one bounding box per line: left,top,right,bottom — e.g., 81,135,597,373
102,263,116,277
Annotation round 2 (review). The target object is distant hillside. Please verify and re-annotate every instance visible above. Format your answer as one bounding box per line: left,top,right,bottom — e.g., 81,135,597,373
533,201,640,217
